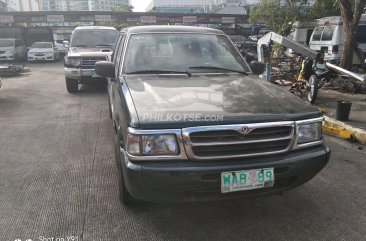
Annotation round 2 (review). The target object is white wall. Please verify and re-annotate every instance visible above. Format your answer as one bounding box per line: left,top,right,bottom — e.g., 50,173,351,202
6,0,40,11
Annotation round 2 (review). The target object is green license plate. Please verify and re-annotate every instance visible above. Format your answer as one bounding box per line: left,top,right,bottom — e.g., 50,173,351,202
221,168,275,193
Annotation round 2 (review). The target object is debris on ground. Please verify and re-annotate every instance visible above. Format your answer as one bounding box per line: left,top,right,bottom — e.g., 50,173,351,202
323,77,366,94
0,64,29,77
270,57,301,83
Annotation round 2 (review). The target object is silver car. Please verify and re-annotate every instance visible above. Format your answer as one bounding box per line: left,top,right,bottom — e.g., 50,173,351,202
0,38,27,61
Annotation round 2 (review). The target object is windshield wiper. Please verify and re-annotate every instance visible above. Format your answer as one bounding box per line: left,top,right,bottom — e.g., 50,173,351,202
189,66,248,75
126,70,192,77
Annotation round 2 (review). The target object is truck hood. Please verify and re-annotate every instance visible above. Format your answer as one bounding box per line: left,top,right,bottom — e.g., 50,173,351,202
125,74,321,129
68,47,113,58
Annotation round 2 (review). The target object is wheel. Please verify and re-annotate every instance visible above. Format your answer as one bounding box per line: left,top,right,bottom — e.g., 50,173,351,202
114,132,138,205
307,75,319,104
65,78,78,93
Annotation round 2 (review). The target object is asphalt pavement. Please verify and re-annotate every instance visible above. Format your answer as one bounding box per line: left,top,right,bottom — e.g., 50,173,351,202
316,89,366,130
0,62,365,241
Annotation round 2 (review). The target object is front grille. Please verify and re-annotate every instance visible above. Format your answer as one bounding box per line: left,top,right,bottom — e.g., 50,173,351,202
0,51,5,54
183,122,295,160
81,56,106,69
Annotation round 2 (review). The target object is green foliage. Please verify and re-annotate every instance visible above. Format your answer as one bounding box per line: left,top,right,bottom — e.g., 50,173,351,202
311,0,340,18
250,0,313,35
250,0,342,35
114,4,134,12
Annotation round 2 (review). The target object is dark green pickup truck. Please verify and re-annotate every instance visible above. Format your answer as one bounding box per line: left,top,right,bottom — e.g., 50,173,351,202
95,26,330,205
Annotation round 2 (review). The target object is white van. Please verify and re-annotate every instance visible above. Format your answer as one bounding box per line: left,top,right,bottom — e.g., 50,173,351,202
288,21,316,46
309,14,366,64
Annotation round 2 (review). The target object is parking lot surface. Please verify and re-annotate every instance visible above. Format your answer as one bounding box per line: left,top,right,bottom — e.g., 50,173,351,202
0,62,365,241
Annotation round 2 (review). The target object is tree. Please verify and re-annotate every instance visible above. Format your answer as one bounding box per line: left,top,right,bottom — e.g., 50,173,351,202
338,0,366,69
250,0,313,35
114,4,134,12
310,0,340,18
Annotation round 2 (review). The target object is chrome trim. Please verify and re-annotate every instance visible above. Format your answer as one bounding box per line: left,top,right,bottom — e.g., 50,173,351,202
182,121,296,160
293,117,324,150
190,135,294,146
295,140,324,150
126,127,187,161
296,117,324,125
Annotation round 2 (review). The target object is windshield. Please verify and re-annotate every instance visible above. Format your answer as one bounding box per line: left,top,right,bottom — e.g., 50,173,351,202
0,39,14,47
71,29,118,48
31,42,53,48
123,33,249,74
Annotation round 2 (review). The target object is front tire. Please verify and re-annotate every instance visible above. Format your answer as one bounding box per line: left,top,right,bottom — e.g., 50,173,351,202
114,132,138,205
307,75,319,104
65,78,78,93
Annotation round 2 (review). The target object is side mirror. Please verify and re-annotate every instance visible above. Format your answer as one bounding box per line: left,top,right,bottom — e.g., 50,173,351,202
63,40,70,48
250,61,266,75
95,61,115,78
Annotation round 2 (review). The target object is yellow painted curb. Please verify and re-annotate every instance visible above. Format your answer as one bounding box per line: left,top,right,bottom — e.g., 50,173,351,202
322,116,366,145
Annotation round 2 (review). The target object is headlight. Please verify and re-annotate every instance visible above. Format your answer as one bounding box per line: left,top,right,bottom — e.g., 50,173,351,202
64,57,81,67
297,122,321,144
127,134,179,156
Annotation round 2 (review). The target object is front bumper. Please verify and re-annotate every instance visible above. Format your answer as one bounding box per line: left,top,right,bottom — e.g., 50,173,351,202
28,53,54,61
119,145,330,202
0,54,15,61
64,67,105,82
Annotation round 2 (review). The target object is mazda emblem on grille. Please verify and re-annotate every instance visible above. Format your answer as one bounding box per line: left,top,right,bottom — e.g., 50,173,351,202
240,126,252,135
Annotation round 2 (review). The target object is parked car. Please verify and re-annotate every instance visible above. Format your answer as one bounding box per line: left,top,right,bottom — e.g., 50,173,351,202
63,26,118,93
309,14,366,64
0,38,27,61
95,26,331,205
28,42,59,62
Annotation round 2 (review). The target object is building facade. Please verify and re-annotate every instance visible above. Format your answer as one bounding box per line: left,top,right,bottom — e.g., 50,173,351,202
0,0,8,11
5,0,40,11
41,0,130,11
146,0,259,14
